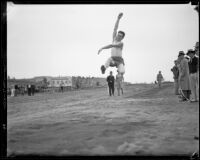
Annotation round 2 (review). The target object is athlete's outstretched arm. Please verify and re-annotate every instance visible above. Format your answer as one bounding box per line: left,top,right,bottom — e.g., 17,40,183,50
112,13,123,41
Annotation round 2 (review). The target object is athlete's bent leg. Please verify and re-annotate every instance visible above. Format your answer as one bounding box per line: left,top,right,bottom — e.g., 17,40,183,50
101,57,114,74
118,63,125,75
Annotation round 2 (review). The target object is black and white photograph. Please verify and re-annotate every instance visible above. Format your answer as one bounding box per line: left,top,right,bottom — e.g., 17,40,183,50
5,2,199,158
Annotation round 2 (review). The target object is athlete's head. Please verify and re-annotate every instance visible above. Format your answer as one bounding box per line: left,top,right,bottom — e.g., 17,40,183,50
116,31,125,41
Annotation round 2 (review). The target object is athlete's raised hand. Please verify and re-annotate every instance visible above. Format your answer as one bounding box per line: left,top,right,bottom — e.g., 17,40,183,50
98,48,102,55
118,13,123,20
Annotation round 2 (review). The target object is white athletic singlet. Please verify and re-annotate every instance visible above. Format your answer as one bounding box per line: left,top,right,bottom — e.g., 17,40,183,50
111,41,123,57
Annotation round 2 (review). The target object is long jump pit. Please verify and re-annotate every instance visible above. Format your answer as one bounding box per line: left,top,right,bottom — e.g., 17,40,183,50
7,83,199,158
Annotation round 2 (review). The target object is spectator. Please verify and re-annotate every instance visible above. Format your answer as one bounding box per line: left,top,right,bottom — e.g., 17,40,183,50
24,85,27,94
194,42,199,98
178,51,191,102
7,88,11,96
171,60,179,95
31,85,35,96
20,85,25,96
194,42,199,57
60,84,64,93
14,84,18,96
107,71,115,96
156,71,164,88
116,71,124,96
11,86,15,97
187,49,199,102
27,84,31,96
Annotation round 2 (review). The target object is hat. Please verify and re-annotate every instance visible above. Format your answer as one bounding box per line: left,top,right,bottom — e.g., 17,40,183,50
178,51,185,57
187,49,195,55
194,42,199,48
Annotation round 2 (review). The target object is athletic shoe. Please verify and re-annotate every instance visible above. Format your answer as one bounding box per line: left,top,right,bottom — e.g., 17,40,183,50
101,65,106,74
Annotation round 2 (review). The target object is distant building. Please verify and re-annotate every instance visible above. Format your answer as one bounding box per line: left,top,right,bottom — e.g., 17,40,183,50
48,76,72,87
33,76,52,82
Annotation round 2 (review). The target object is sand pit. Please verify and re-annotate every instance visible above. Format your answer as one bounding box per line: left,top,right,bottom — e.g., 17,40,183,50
7,83,199,156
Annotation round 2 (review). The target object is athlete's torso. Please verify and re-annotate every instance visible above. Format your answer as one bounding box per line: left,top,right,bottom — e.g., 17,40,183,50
111,40,123,57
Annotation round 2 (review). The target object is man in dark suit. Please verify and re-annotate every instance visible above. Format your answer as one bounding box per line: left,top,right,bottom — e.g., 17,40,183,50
31,85,35,96
187,49,199,102
107,71,115,96
27,84,31,96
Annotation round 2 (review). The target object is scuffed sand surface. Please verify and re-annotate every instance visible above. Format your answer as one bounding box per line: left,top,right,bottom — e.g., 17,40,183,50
7,84,199,156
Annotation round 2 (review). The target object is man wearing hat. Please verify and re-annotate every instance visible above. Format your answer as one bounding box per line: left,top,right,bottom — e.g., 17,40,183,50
187,49,199,102
178,51,191,101
194,42,199,57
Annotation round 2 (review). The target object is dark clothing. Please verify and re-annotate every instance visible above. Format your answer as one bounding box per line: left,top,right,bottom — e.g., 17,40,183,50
27,85,31,96
108,83,115,96
107,75,115,84
60,86,64,92
31,85,35,96
14,85,19,90
171,66,179,79
107,75,115,96
188,56,199,74
14,85,19,96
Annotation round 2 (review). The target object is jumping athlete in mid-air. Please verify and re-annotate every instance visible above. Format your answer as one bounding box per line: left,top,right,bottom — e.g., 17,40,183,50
98,12,125,75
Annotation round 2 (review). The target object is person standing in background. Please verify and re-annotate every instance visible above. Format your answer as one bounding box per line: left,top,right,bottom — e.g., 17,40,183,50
194,42,199,57
178,51,191,102
116,71,124,96
171,60,180,95
107,71,115,96
11,85,15,97
27,84,31,96
60,83,64,93
156,71,164,88
194,42,199,100
187,49,199,102
31,85,35,96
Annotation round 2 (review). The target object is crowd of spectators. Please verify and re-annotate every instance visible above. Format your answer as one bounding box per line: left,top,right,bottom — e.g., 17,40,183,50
171,42,199,102
8,84,36,97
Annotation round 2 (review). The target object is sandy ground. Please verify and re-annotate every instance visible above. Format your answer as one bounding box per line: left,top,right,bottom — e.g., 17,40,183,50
7,83,199,156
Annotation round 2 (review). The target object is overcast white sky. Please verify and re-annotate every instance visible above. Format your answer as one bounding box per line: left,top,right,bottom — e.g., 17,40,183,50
7,3,199,83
